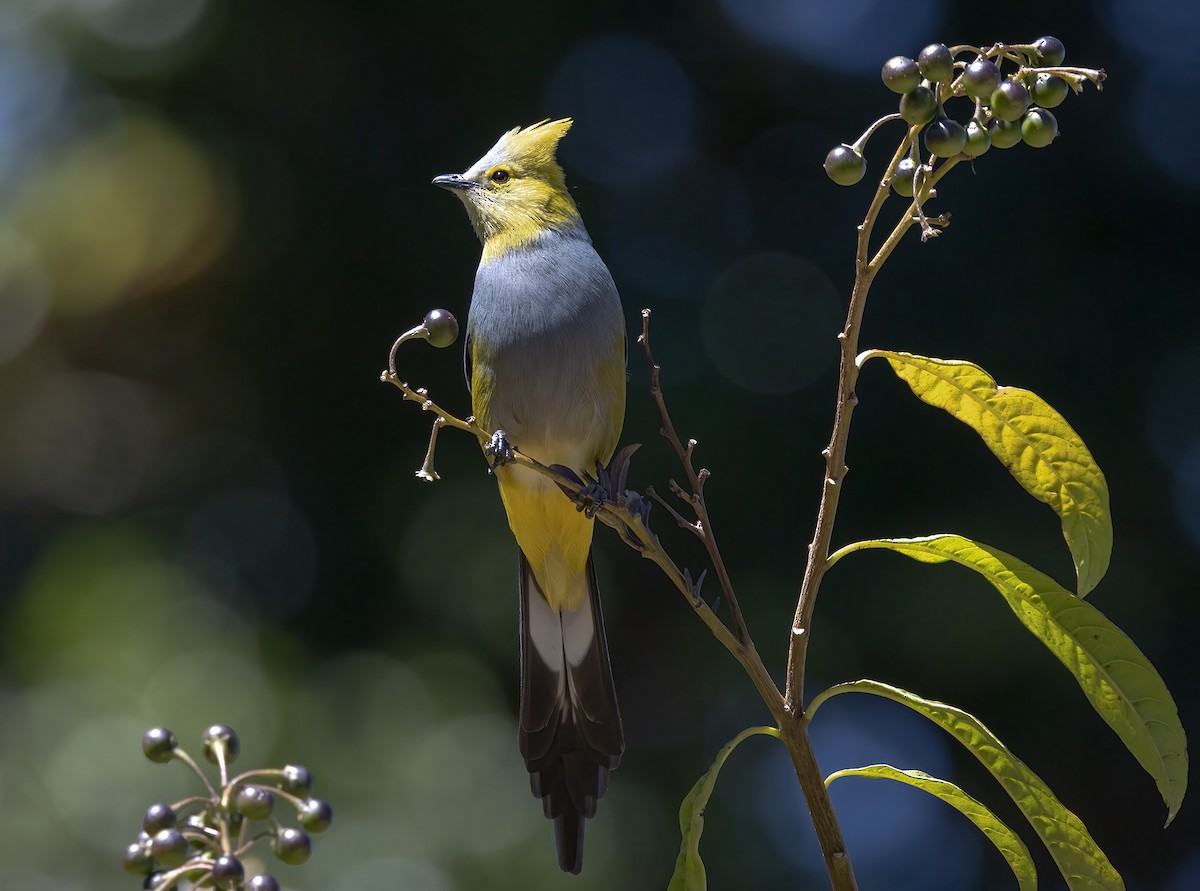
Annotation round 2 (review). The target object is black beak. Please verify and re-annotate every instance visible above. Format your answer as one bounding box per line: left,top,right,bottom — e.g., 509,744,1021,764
432,173,473,191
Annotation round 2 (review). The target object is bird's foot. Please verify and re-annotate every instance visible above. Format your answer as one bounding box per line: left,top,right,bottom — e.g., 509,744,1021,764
485,429,514,472
576,468,611,520
547,461,609,518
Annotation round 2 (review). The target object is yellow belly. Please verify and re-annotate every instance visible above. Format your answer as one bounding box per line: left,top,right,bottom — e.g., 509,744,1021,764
496,461,593,613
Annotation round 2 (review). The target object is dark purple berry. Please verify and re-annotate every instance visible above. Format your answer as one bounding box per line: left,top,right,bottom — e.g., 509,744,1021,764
143,803,177,834
150,829,189,869
299,798,333,833
924,117,967,158
201,725,240,764
248,876,281,891
917,43,954,82
963,120,991,156
823,145,866,186
123,842,154,876
422,309,459,348
1031,74,1069,109
963,60,1001,100
899,86,937,126
212,855,245,890
141,728,177,764
991,80,1031,121
891,157,918,197
237,785,276,821
1032,36,1065,66
1021,108,1059,148
882,56,921,93
987,118,1023,149
281,764,314,796
274,827,312,865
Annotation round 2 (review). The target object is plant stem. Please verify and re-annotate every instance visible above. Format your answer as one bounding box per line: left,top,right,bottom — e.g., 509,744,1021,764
784,131,912,715
784,136,964,718
779,712,858,889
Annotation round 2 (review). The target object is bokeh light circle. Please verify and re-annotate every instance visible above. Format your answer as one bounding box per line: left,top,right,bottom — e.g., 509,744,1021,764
1173,438,1200,552
602,159,751,299
544,34,695,187
1127,61,1200,189
1102,0,1200,61
0,236,49,361
0,33,68,156
78,0,209,50
179,488,317,618
333,857,454,891
1142,348,1200,473
703,252,841,394
7,372,162,514
717,0,943,74
8,110,233,315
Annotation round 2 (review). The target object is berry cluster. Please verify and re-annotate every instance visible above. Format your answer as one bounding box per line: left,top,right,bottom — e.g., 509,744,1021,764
824,37,1103,192
124,726,333,891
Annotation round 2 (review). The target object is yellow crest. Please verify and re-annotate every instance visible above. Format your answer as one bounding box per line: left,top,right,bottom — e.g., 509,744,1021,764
493,118,573,172
448,117,582,260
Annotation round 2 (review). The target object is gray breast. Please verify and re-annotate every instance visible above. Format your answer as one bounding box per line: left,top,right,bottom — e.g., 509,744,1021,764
467,226,625,451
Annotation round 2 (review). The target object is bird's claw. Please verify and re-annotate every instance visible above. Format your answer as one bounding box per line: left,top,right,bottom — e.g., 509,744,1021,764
550,461,610,519
485,429,514,472
576,472,611,520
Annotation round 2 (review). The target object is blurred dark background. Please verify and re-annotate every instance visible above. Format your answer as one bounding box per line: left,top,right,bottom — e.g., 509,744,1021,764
0,1,1197,889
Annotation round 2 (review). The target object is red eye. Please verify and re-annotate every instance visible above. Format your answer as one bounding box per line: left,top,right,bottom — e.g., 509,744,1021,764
490,169,510,184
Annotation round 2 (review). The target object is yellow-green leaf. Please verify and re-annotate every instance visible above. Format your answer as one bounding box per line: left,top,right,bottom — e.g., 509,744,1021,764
667,726,781,891
862,350,1111,596
826,763,1036,891
809,680,1123,890
830,534,1187,824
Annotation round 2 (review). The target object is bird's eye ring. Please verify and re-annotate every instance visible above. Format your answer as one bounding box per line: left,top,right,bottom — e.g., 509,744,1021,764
490,169,510,184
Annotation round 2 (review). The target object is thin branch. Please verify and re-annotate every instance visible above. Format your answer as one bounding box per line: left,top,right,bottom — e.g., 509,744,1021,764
417,417,446,481
171,748,218,800
649,485,702,534
639,309,752,650
785,131,923,715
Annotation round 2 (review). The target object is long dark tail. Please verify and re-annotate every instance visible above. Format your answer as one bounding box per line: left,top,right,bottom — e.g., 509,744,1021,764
518,551,623,874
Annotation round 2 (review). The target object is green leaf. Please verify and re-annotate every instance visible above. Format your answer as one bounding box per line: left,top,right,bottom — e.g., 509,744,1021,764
826,763,1036,891
667,725,781,891
862,350,1111,596
809,680,1124,890
830,534,1187,825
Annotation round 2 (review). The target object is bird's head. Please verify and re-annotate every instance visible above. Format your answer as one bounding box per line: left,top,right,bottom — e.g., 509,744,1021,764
434,119,581,260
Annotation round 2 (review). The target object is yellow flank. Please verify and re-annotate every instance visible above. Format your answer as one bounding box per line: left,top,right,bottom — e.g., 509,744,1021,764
496,465,593,613
595,339,627,462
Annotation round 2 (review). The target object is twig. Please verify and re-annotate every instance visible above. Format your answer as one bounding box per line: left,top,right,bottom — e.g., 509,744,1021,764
648,485,701,534
417,417,446,481
638,310,753,650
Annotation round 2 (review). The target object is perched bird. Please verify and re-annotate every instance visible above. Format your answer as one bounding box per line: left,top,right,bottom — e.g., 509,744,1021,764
433,119,625,874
